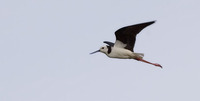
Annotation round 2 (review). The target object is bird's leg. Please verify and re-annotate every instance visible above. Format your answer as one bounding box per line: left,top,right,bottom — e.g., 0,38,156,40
136,58,162,68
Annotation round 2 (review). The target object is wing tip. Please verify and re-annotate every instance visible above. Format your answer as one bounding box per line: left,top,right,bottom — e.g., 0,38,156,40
147,20,156,25
103,41,114,46
139,20,156,27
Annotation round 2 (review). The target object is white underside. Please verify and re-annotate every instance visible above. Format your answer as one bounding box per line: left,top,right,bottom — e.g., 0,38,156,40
106,47,144,59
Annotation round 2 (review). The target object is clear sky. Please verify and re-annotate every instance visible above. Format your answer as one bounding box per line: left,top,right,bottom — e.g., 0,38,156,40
1,0,200,101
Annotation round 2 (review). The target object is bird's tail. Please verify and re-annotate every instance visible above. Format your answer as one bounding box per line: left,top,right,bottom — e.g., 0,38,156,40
135,53,144,59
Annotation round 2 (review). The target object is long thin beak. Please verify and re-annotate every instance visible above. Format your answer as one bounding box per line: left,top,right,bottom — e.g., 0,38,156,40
90,50,100,54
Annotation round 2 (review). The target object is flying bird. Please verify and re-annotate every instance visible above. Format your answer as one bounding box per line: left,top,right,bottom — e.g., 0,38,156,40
90,21,162,68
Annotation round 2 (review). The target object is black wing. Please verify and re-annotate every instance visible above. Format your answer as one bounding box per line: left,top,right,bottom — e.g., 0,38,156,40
115,21,155,52
103,41,114,46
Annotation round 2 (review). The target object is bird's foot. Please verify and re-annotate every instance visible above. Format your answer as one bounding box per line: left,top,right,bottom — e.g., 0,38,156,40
153,63,162,68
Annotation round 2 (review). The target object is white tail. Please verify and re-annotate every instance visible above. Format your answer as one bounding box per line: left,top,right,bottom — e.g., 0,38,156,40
135,53,144,58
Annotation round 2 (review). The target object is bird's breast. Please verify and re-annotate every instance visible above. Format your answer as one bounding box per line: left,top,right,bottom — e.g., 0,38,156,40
106,47,136,59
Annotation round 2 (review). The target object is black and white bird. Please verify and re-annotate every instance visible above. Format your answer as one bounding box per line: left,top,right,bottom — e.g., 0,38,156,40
90,21,162,68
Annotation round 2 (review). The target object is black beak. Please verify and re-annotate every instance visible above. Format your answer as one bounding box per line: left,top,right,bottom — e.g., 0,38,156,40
90,50,100,54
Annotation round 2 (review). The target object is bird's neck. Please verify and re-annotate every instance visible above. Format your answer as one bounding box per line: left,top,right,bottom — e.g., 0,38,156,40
106,46,112,54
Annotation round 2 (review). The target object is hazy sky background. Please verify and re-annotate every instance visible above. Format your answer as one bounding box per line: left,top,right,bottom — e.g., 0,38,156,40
1,0,200,101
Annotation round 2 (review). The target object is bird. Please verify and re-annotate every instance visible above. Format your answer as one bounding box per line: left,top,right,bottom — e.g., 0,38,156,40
90,21,162,68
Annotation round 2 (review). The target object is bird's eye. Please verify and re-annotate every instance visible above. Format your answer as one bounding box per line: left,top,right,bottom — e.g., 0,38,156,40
101,47,104,49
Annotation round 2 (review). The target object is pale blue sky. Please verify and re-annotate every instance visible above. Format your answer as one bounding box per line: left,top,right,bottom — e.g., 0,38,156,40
0,0,200,101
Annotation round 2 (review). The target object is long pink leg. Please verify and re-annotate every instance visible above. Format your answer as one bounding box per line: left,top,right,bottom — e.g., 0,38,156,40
136,58,162,68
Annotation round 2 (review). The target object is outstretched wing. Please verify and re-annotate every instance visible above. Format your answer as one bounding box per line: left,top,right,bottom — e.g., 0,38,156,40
103,41,114,46
114,21,155,52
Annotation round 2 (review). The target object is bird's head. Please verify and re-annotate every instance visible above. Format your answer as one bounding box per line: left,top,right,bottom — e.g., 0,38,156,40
90,46,110,55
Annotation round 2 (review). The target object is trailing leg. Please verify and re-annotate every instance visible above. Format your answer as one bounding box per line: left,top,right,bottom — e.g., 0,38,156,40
136,58,162,68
